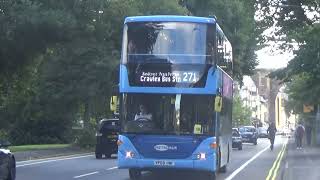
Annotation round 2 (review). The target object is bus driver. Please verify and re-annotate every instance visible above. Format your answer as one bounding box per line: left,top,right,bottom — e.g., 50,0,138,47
134,104,152,121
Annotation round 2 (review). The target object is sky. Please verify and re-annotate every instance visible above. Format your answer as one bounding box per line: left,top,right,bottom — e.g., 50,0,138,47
253,5,296,70
256,47,294,69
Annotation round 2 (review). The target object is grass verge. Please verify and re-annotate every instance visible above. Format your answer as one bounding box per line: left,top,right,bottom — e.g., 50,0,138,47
10,144,71,152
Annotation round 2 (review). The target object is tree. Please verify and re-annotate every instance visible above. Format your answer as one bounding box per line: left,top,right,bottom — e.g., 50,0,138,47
283,74,320,115
0,0,189,144
1,0,262,144
180,0,260,80
232,90,252,127
0,0,78,143
257,0,319,77
257,0,320,107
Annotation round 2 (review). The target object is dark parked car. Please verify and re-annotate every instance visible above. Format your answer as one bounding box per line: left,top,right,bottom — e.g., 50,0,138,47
0,140,15,180
232,128,243,150
258,127,268,138
95,118,119,159
239,126,258,145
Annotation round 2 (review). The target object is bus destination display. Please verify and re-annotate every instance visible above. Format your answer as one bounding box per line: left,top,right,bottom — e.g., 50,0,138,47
139,71,199,84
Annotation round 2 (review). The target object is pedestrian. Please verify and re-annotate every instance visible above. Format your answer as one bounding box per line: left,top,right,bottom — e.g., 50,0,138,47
295,122,305,149
267,122,277,150
305,123,312,146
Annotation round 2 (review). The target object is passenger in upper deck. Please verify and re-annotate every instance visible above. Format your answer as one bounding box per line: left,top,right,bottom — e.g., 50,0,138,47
128,40,137,54
134,104,153,121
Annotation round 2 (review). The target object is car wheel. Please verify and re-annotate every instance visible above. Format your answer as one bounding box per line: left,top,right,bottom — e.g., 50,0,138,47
95,153,102,159
8,157,16,180
104,153,112,158
238,145,242,150
129,169,141,180
253,140,257,145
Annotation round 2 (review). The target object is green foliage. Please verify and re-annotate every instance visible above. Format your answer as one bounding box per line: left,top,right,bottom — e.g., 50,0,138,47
10,144,70,152
180,0,259,80
74,119,96,148
284,74,320,115
1,0,260,145
258,0,320,114
0,130,8,140
74,129,96,148
232,90,252,127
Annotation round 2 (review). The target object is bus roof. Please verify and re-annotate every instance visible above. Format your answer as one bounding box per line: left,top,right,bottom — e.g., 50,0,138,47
124,15,216,24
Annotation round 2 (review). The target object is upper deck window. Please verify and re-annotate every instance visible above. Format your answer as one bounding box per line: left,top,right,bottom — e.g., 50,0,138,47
122,22,214,64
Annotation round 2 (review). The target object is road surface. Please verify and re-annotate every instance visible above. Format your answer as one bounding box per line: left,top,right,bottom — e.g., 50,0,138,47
16,137,288,180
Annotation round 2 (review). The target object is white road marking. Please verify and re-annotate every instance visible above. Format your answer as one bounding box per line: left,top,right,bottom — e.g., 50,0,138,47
17,154,93,167
285,161,289,169
225,146,270,180
106,166,118,170
73,171,99,179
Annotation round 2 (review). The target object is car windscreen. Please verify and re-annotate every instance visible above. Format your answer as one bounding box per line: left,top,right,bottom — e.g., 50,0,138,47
232,130,240,136
239,127,255,133
100,120,119,133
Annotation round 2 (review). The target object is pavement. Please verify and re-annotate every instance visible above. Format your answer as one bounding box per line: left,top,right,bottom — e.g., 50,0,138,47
16,137,290,180
280,138,320,180
14,146,92,161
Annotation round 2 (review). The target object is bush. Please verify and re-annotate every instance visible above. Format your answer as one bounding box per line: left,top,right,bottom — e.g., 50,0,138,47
9,130,63,145
73,118,97,148
74,128,96,148
0,130,8,140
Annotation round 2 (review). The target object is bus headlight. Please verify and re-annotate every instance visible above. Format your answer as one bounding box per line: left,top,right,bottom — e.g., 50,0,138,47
210,143,217,149
126,151,134,158
197,153,206,160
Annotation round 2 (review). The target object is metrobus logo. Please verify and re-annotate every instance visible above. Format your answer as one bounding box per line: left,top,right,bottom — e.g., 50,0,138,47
154,144,178,151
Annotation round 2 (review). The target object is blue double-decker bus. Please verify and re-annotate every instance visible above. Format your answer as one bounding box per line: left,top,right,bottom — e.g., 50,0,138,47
117,15,233,180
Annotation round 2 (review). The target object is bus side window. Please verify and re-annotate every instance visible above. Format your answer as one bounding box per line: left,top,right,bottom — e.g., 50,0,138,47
217,32,224,66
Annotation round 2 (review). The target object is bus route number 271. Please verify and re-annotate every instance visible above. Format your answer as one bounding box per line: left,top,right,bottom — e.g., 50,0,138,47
182,72,198,83
172,72,198,83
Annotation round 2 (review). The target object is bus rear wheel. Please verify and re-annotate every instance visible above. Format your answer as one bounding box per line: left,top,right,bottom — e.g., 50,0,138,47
129,169,141,180
219,165,227,173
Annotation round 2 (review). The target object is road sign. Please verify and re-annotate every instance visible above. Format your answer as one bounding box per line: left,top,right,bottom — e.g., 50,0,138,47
303,104,314,113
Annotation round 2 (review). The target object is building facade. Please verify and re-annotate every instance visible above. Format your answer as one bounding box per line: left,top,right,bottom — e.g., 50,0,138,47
275,87,296,131
239,76,268,126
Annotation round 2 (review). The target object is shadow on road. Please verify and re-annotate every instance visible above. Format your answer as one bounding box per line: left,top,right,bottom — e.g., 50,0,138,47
131,170,212,180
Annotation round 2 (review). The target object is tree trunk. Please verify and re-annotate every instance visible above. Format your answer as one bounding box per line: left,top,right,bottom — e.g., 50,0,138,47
83,100,91,128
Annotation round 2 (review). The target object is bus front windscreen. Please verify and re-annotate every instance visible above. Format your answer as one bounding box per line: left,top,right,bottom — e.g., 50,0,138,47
123,22,215,64
121,93,215,136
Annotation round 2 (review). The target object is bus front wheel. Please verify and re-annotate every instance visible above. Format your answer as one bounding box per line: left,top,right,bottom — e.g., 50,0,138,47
219,148,228,173
129,169,141,180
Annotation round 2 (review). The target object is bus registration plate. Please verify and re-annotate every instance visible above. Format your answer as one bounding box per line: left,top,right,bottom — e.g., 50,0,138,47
154,160,175,166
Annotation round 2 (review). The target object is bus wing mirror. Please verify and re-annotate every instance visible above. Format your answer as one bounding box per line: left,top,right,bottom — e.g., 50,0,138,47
110,96,118,112
193,124,202,134
215,96,222,112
